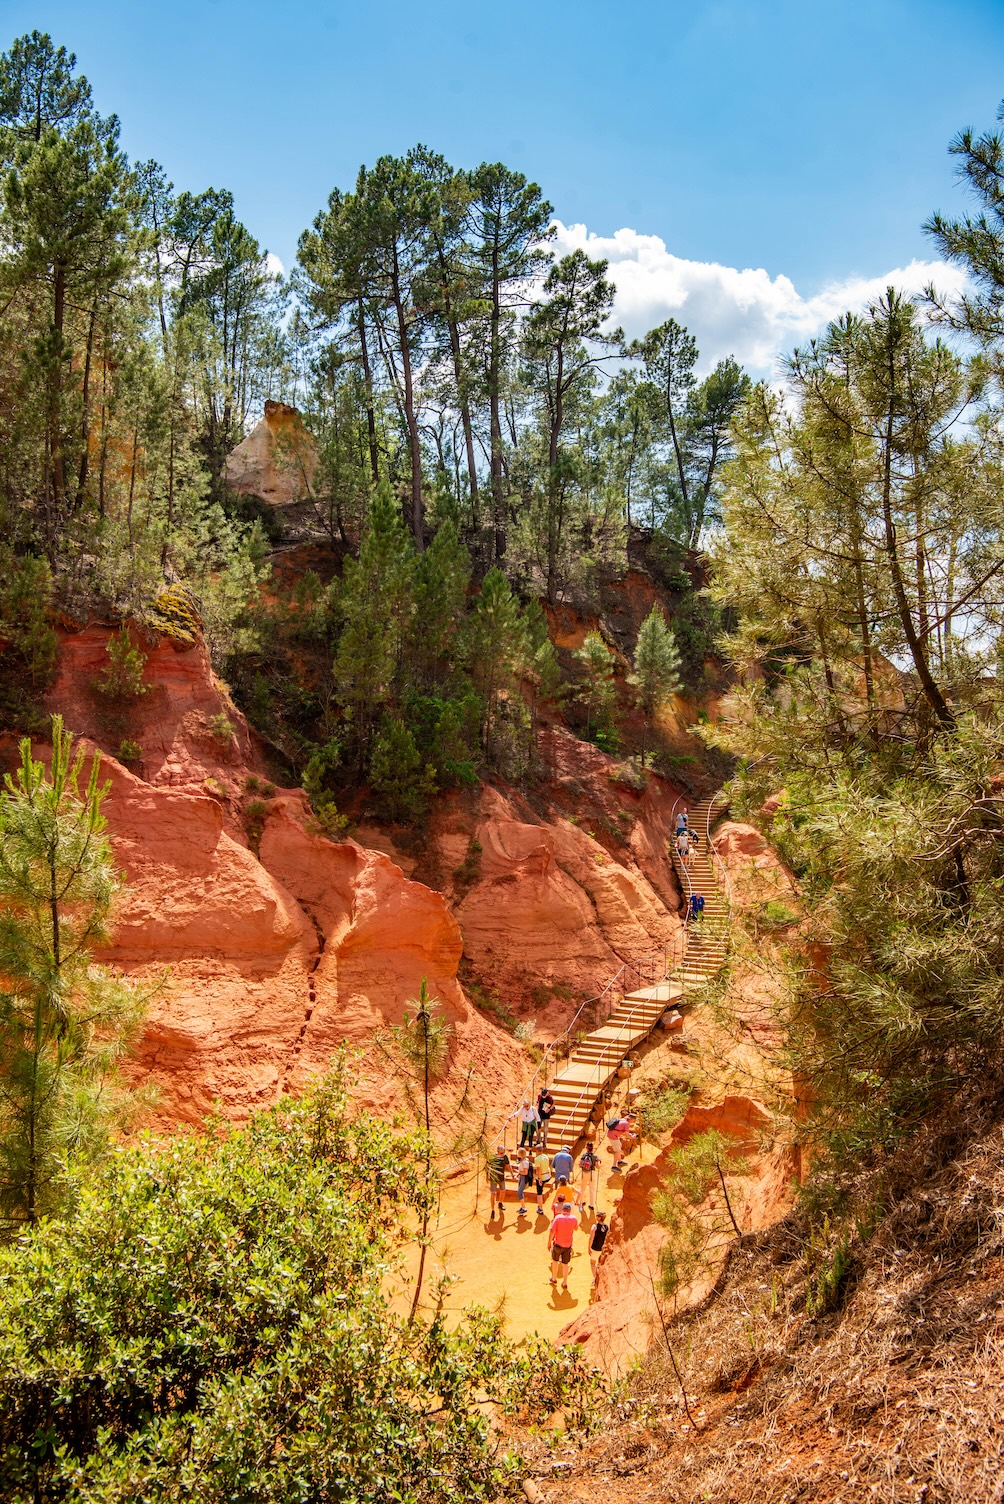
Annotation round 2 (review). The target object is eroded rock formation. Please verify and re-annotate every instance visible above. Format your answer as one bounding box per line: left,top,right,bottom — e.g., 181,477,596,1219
224,400,317,505
32,620,692,1133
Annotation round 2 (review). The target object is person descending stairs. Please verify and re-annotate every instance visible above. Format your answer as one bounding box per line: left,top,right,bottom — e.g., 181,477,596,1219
519,792,732,1157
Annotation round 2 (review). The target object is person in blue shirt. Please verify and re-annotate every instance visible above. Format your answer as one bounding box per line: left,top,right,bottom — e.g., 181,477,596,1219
551,1146,574,1183
675,810,689,835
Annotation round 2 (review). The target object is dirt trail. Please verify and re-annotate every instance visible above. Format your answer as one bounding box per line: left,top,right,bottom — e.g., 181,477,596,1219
394,1141,663,1344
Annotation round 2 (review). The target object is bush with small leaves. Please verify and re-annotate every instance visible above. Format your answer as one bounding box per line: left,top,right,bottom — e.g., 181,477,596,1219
0,1069,603,1500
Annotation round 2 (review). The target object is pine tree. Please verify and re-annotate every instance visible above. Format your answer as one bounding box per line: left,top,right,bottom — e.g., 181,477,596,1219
333,483,415,758
575,631,617,740
462,567,530,755
523,250,620,603
630,605,682,763
0,716,145,1230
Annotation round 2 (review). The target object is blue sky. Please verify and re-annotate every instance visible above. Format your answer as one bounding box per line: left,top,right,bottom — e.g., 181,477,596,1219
7,0,1003,374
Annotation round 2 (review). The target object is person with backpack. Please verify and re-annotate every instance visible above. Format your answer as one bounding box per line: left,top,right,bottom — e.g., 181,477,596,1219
589,1211,609,1282
675,810,688,835
487,1146,510,1219
551,1145,573,1185
578,1141,599,1211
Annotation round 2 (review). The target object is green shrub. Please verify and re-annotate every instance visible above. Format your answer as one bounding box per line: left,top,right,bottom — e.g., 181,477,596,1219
209,712,235,742
0,547,57,729
310,802,350,841
95,624,149,702
117,738,141,764
639,1084,690,1135
369,716,436,823
452,837,482,894
0,1071,602,1499
406,692,481,789
244,796,269,852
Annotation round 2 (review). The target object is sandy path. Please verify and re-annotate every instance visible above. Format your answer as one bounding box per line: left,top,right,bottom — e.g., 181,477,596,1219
394,1138,661,1344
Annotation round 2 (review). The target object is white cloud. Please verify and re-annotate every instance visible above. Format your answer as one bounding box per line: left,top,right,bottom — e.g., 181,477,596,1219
551,221,970,379
265,251,285,278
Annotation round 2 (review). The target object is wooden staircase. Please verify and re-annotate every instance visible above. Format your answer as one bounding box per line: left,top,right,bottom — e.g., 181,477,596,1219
526,793,732,1153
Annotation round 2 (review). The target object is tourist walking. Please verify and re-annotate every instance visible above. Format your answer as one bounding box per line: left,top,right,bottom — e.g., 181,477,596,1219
536,1087,555,1147
578,1141,599,1210
606,1112,634,1162
516,1149,532,1217
548,1200,579,1290
675,829,690,862
675,810,688,835
519,1099,539,1146
589,1211,609,1282
487,1146,510,1219
533,1146,552,1211
551,1145,574,1185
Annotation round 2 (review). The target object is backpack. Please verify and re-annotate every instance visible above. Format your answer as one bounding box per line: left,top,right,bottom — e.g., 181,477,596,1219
606,1115,621,1131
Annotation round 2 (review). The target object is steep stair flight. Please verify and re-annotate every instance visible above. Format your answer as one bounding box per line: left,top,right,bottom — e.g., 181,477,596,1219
504,792,733,1155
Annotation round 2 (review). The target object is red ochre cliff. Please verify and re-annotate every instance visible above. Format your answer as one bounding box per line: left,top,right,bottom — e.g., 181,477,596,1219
26,620,691,1131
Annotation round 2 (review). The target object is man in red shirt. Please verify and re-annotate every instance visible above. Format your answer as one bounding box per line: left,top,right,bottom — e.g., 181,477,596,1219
547,1201,579,1290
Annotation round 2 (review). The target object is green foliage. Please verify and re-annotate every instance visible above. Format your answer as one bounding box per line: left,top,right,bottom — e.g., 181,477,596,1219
0,717,145,1230
702,266,1004,1170
243,796,268,851
669,1130,745,1203
368,715,436,822
574,630,617,738
116,738,141,763
406,691,481,789
208,712,235,741
146,585,203,644
301,738,343,804
0,1069,600,1500
652,1130,750,1298
805,1225,853,1317
452,837,483,895
94,624,149,702
333,483,416,753
0,548,57,729
630,604,682,722
638,1084,690,1135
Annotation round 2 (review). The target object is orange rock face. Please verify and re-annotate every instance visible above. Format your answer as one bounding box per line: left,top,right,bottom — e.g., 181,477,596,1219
559,1095,796,1371
32,623,526,1130
416,729,687,1027
34,618,694,1147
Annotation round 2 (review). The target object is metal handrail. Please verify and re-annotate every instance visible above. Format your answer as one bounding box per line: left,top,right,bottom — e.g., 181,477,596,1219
497,946,672,1153
538,955,686,1148
705,790,735,926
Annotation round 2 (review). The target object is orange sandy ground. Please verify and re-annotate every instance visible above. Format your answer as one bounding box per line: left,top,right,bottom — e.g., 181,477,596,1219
393,1139,661,1346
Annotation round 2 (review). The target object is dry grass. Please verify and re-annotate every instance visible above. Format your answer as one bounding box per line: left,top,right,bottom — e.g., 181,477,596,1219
525,1083,1004,1503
